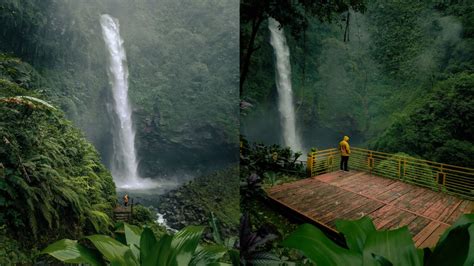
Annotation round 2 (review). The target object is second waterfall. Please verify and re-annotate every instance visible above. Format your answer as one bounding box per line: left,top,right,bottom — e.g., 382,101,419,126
268,18,303,152
100,14,156,189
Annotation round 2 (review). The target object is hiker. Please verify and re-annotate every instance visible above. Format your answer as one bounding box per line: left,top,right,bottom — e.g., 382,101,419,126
123,193,129,207
339,135,351,171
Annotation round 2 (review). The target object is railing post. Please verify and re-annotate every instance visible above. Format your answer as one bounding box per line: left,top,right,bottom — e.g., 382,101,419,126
397,158,401,179
367,151,374,175
437,165,446,192
307,150,317,177
403,158,407,180
327,155,334,172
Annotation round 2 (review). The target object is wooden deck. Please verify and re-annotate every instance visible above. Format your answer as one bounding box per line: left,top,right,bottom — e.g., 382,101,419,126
113,205,132,222
267,170,473,248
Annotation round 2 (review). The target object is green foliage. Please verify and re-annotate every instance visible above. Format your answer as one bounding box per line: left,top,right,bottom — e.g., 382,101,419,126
372,152,438,191
0,225,37,264
41,239,103,265
0,74,116,261
283,214,474,265
42,223,232,266
373,73,474,168
240,138,304,177
131,205,156,226
157,166,240,238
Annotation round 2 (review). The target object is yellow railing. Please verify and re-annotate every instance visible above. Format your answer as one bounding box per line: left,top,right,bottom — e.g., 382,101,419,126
307,147,474,200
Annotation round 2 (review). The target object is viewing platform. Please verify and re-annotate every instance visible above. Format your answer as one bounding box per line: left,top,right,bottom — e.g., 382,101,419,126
267,147,474,247
114,200,134,222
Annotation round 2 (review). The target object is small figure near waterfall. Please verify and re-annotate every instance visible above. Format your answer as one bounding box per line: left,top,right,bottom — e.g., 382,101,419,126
123,193,129,207
339,136,351,172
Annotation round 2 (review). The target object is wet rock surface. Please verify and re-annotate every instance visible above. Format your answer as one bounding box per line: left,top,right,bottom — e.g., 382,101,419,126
156,166,240,239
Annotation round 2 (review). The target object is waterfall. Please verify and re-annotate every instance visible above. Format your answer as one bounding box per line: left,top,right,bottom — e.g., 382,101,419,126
100,14,156,189
268,18,303,152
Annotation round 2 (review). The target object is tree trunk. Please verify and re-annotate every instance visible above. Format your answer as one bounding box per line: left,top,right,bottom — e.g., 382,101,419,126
240,15,264,96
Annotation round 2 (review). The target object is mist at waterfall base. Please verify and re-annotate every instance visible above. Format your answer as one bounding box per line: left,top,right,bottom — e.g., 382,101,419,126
101,14,162,191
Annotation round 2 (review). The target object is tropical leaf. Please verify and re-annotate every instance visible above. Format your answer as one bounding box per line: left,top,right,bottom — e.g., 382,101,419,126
169,225,205,266
335,216,376,253
189,245,228,266
85,235,138,266
248,252,284,265
87,210,113,233
209,211,223,245
362,227,422,266
40,239,103,265
140,227,158,265
282,223,362,265
227,249,240,266
153,234,173,265
426,214,474,266
124,223,142,259
436,214,474,245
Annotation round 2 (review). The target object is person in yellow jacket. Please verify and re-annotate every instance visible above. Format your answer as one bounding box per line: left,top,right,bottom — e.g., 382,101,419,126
123,193,129,207
339,136,351,171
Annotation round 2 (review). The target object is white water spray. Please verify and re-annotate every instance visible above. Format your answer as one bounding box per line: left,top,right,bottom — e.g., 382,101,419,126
100,14,157,189
268,18,303,152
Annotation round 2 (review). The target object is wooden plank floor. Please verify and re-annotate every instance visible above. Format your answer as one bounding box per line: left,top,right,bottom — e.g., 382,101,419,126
267,171,473,248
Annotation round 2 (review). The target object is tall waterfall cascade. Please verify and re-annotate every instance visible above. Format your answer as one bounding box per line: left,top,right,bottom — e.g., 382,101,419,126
268,18,303,152
100,14,157,189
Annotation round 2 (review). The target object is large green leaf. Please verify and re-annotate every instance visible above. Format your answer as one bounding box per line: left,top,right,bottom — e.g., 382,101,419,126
209,212,223,245
248,252,284,265
189,245,228,266
362,227,422,266
426,223,474,266
436,214,474,245
169,225,205,266
124,223,142,247
140,227,157,265
154,234,173,265
40,239,103,265
85,235,138,266
227,249,240,266
124,223,142,259
282,223,362,265
335,216,376,253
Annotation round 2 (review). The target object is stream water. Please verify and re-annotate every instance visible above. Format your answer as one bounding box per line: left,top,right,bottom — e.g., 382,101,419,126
268,18,303,153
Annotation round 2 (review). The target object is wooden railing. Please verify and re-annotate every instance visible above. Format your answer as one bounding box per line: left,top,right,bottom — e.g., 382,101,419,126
307,147,474,200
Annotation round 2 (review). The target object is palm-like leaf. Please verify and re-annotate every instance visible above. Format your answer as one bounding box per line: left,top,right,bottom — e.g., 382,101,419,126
169,225,205,265
85,235,138,266
282,223,362,265
335,216,376,253
189,245,228,266
43,223,231,265
361,227,422,266
40,239,103,265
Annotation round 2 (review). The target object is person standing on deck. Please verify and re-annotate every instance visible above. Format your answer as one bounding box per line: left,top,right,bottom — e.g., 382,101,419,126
123,193,129,207
339,136,351,171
